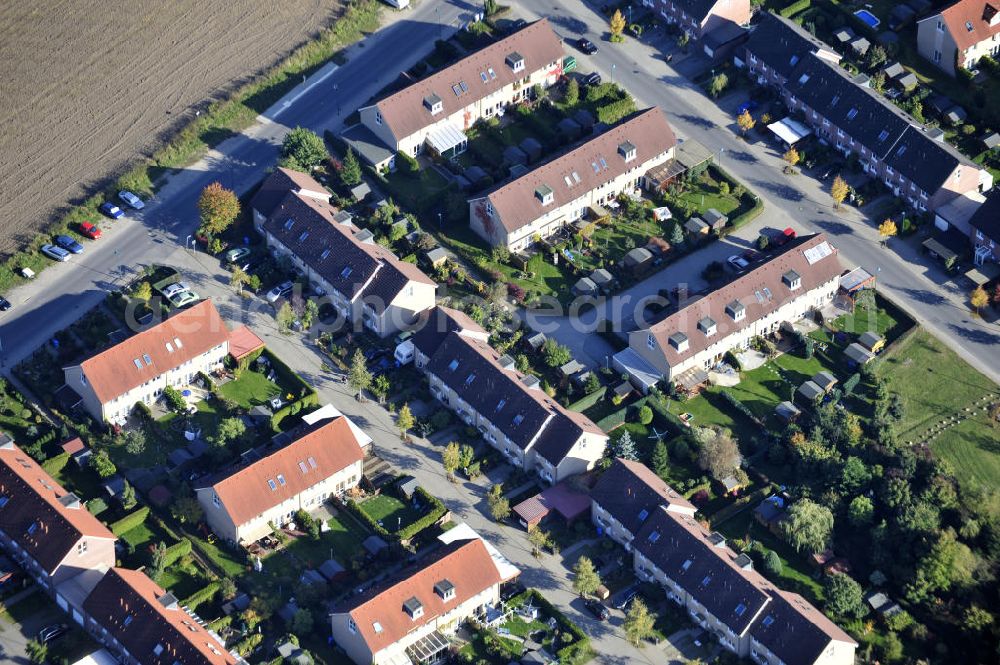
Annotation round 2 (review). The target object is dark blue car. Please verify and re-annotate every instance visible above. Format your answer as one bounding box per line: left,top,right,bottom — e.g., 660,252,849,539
55,235,84,254
737,100,759,116
99,201,124,219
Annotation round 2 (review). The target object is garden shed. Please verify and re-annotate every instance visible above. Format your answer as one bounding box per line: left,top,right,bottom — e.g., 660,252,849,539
833,27,855,44
850,37,870,55
519,137,543,162
812,371,838,393
319,558,347,581
775,400,801,422
590,268,613,288
228,325,265,366
845,343,875,366
895,72,918,90
944,106,967,125
684,217,710,235
982,132,1000,150
573,277,597,295
559,359,585,379
425,247,448,268
703,208,728,231
513,483,591,529
525,331,546,350
503,145,528,166
859,331,885,353
465,165,490,186
363,535,388,556
557,117,582,140
797,380,825,403
573,109,596,131
623,247,653,269
399,476,421,500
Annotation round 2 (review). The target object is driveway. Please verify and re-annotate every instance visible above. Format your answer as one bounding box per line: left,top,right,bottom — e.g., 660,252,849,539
505,0,1000,385
0,590,64,665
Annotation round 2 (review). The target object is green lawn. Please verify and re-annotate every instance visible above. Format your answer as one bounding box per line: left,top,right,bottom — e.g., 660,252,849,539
380,167,451,215
573,216,671,274
714,510,824,606
677,171,741,217
880,329,1000,487
218,369,282,408
359,494,423,533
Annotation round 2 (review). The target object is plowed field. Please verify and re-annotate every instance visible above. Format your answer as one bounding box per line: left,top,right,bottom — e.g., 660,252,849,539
0,0,340,256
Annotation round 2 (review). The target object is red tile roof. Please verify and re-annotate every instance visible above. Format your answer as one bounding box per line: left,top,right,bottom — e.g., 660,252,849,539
342,539,501,654
227,325,265,362
939,0,1000,51
60,437,86,455
372,20,564,142
478,108,677,235
646,234,842,366
83,568,239,665
72,300,230,404
0,441,115,574
205,417,364,528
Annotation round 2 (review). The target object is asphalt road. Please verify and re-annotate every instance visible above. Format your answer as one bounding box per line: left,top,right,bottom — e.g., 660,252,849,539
509,0,1000,384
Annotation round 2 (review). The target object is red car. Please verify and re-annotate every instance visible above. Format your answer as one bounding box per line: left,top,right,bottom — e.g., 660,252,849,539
775,227,797,246
79,222,102,240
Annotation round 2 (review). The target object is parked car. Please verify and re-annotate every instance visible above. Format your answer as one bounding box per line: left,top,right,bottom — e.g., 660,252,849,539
79,221,102,239
265,280,294,303
118,190,145,209
162,282,192,299
585,599,609,621
585,72,602,86
364,347,390,362
727,255,750,273
577,37,599,55
38,623,68,644
224,246,251,263
99,202,124,219
775,227,797,246
0,296,11,312
736,100,759,116
41,244,71,262
55,234,84,254
169,290,199,308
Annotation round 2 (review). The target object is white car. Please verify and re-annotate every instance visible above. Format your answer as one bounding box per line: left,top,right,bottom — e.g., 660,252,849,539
266,280,294,304
727,255,750,273
118,190,145,210
41,244,71,262
169,290,199,307
162,282,192,299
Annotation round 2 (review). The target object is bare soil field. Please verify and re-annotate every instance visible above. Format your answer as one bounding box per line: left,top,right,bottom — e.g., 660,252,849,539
0,0,341,257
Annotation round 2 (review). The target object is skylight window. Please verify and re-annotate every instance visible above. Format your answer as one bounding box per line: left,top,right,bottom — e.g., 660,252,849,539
846,107,859,120
564,175,573,187
284,219,295,230
452,84,462,96
277,474,286,486
321,248,331,259
681,559,692,571
267,479,277,491
591,161,599,173
299,461,308,473
308,456,318,469
735,603,747,616
174,337,183,348
512,414,524,427
448,359,460,371
648,531,660,543
762,615,775,627
26,521,38,535
142,354,152,366
373,622,383,633
0,496,8,508
133,359,143,370
488,67,496,79
831,94,841,106
701,575,712,586
599,157,608,170
341,267,353,278
496,399,506,412
638,508,649,522
572,171,581,183
966,20,974,30
878,129,889,142
123,615,134,627
459,81,468,93
798,73,810,84
298,231,309,242
897,144,907,157
165,342,174,352
481,71,488,82
465,373,476,385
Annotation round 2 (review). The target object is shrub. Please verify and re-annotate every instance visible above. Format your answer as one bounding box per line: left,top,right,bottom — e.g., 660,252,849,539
182,582,221,611
163,539,193,567
780,0,811,17
86,498,109,516
162,386,187,413
395,150,419,173
398,487,448,541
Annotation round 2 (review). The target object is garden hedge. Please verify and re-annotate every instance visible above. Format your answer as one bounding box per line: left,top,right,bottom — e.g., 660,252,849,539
270,391,320,431
566,386,607,413
344,498,392,540
163,538,193,567
181,581,220,611
524,590,592,665
398,487,447,541
110,507,150,536
779,0,810,17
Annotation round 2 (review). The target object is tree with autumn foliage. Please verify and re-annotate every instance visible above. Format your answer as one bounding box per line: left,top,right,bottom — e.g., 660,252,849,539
878,219,898,247
782,147,800,172
737,109,756,136
610,9,626,42
970,285,989,314
198,182,240,238
831,176,849,210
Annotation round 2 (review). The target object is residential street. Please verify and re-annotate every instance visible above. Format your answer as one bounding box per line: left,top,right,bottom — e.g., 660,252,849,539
508,0,1000,384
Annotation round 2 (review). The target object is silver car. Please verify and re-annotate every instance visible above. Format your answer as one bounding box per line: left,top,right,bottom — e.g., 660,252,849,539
162,282,192,299
41,244,71,262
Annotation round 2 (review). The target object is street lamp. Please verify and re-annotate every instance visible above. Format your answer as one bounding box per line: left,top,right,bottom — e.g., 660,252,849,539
628,4,633,24
611,63,616,83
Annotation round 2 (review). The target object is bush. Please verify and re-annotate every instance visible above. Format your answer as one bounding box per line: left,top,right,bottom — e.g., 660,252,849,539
780,0,811,17
162,386,187,413
395,150,419,173
163,539,193,567
86,498,109,516
110,506,150,536
182,581,221,611
596,97,637,124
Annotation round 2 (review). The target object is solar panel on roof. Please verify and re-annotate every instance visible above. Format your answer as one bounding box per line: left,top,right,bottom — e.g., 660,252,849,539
452,84,461,96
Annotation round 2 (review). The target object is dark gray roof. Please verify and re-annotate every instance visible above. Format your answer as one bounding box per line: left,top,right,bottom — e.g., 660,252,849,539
633,508,771,636
410,306,485,360
784,54,969,194
749,590,854,665
744,13,833,81
672,0,725,23
591,459,694,536
969,189,1000,242
531,413,585,467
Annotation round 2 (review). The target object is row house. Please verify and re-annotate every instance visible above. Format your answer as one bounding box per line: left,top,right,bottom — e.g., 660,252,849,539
356,19,564,168
253,169,437,338
469,108,677,250
63,300,230,425
741,14,993,211
82,567,242,665
330,539,503,665
414,314,607,482
968,189,1000,264
917,0,1000,76
590,459,857,665
645,0,751,41
620,234,842,387
0,437,115,599
196,415,365,545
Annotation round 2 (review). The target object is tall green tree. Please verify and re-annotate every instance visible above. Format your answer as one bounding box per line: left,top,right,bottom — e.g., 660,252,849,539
90,450,117,478
276,301,296,333
488,484,511,521
120,480,137,510
215,417,246,446
281,127,328,170
348,349,372,400
779,499,834,554
623,598,655,646
149,541,168,581
572,556,602,597
651,438,670,477
442,442,461,478
341,147,362,186
824,573,867,618
564,78,580,106
613,431,639,461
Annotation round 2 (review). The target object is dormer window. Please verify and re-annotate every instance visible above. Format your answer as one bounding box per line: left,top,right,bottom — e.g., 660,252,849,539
424,93,443,115
783,270,801,290
698,317,716,337
668,332,689,353
726,300,746,322
618,140,637,162
506,51,525,72
434,579,456,601
403,597,424,620
535,184,554,206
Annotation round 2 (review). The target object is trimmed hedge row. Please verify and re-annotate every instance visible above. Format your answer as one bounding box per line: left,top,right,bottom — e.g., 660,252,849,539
270,391,321,431
522,590,592,665
181,581,220,611
110,507,150,536
163,538,193,567
566,386,607,413
263,348,318,431
779,0,810,17
344,498,392,541
398,487,447,541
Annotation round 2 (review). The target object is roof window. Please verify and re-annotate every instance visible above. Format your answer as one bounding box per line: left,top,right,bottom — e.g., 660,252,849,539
403,596,424,619
762,615,775,627
878,129,889,142
373,621,383,633
681,559,692,571
846,107,859,120
142,354,152,366
308,456,318,469
506,51,525,72
423,93,443,115
783,270,801,290
267,479,277,491
735,603,747,616
648,530,660,543
701,575,712,586
448,359,460,371
618,141,637,162
488,67,496,79
277,474,286,486
341,266,353,278
434,579,456,600
638,508,649,522
512,414,524,427
298,461,309,474
133,358,143,370
321,248,331,260
165,342,174,353
535,184,554,206
283,218,294,230
174,337,183,348
298,231,309,242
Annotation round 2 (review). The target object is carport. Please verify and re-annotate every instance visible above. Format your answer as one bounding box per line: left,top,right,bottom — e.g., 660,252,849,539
767,117,813,147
